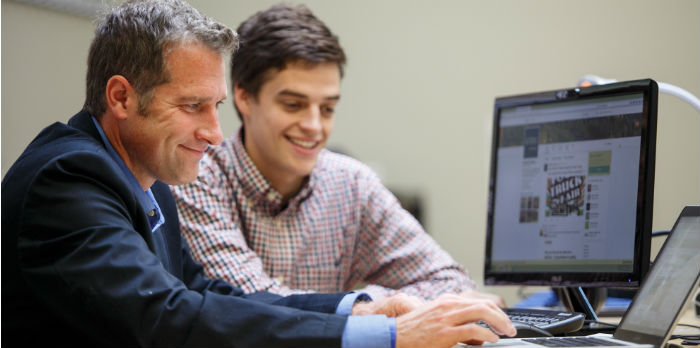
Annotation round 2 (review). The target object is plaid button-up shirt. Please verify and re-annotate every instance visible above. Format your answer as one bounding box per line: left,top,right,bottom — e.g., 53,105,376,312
172,129,475,300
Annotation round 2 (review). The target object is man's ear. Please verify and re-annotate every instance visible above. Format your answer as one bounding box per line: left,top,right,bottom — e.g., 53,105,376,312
233,85,252,120
105,75,135,120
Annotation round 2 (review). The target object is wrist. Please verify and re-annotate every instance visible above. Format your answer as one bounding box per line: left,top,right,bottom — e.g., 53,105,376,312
351,300,375,315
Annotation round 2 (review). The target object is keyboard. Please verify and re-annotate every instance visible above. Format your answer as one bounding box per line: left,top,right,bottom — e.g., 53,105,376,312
505,307,585,335
522,336,626,347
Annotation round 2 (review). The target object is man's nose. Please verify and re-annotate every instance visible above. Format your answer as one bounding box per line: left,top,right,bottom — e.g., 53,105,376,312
196,106,223,145
299,106,322,132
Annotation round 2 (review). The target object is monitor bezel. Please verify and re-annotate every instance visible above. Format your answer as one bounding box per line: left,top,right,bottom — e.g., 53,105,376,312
483,79,658,287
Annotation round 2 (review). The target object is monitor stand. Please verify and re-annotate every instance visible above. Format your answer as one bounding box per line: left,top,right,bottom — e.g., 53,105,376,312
556,286,607,321
556,287,620,334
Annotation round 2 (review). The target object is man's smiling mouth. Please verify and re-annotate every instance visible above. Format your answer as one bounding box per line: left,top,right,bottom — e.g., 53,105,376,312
286,136,319,149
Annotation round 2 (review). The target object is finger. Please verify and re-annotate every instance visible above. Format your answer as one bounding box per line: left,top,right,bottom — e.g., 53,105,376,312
495,297,507,308
477,293,506,307
484,294,507,308
442,300,502,323
444,302,515,337
451,323,501,344
478,308,516,337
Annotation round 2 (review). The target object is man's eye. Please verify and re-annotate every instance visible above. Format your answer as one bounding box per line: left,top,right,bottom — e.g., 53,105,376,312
183,104,199,112
321,105,336,118
215,101,224,109
284,102,301,110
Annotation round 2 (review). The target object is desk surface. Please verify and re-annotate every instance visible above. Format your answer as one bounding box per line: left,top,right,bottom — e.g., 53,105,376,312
671,309,700,346
599,307,699,325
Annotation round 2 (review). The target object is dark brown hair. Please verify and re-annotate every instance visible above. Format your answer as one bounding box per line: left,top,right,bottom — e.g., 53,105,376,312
230,3,346,118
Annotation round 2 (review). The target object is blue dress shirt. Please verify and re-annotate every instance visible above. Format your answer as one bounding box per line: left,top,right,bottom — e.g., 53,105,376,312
91,116,164,232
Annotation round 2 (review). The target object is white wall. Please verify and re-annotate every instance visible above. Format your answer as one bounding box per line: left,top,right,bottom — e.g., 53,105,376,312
3,0,699,304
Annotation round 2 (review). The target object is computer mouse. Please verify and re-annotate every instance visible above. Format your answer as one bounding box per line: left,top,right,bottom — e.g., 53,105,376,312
510,322,554,338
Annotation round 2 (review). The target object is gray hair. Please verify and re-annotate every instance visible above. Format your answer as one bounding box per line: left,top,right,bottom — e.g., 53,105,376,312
84,0,237,117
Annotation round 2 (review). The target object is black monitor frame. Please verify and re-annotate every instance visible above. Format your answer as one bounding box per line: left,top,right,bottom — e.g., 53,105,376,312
484,79,658,288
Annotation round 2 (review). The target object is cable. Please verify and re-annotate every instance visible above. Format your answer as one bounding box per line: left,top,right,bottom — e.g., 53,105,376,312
583,319,618,328
670,322,700,340
652,230,671,238
672,335,700,340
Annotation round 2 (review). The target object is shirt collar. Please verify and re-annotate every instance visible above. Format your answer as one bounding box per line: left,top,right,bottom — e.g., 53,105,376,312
232,127,315,213
90,116,164,232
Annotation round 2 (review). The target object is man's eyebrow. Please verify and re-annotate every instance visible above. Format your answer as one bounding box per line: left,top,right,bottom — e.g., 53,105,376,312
174,95,226,103
277,89,340,101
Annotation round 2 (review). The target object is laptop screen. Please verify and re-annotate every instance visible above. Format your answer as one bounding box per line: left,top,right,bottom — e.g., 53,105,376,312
485,79,657,287
614,206,700,346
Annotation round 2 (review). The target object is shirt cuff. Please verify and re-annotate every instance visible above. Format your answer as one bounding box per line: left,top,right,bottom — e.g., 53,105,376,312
335,292,373,315
341,315,395,348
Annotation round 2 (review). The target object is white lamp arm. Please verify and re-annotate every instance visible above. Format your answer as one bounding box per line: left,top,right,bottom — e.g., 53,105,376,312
657,82,700,113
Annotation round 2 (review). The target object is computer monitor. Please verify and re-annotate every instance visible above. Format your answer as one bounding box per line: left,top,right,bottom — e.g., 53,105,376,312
484,79,658,291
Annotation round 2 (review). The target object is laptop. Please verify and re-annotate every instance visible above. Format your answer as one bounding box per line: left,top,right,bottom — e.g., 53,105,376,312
469,206,700,348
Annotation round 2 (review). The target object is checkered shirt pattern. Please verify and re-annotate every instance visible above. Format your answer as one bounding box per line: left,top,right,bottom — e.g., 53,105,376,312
172,129,475,300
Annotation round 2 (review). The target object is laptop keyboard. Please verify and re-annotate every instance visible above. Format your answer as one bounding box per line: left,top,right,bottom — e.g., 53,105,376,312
523,337,626,347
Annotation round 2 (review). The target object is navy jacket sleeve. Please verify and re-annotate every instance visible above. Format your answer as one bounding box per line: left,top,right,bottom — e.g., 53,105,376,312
2,115,349,347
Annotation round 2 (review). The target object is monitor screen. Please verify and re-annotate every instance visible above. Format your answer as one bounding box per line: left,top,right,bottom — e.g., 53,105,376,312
484,79,658,287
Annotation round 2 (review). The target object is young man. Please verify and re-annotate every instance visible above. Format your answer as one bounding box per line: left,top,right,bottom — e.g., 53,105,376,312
1,0,514,347
172,3,503,304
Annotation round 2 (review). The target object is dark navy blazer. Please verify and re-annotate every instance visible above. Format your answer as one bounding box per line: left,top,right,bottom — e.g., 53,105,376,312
2,110,349,347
